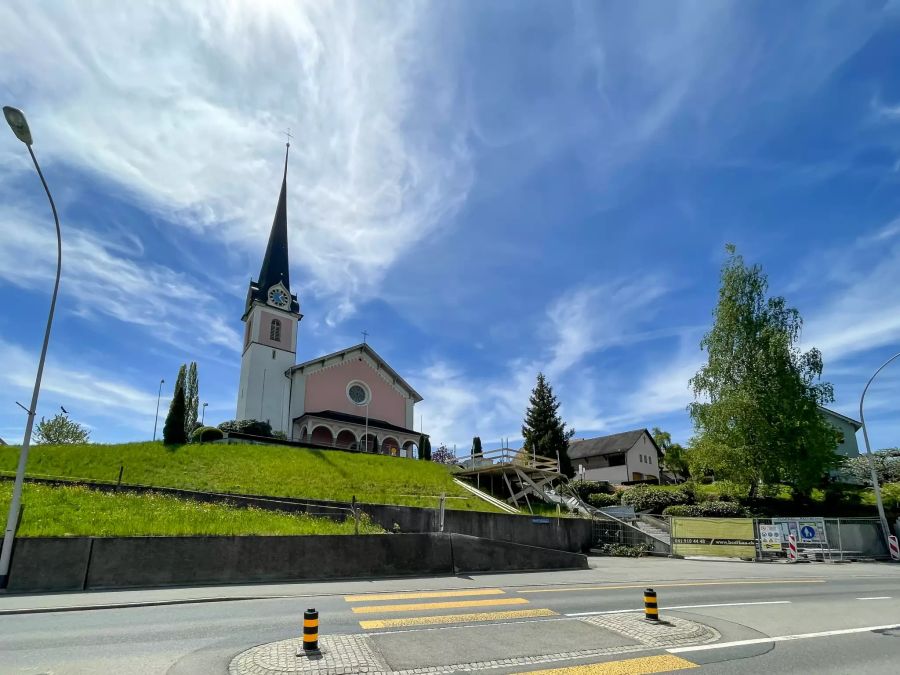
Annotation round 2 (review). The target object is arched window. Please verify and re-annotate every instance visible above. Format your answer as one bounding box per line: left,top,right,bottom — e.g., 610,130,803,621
270,319,281,342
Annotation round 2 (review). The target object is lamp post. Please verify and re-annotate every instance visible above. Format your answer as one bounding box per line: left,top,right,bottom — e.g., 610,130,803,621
152,379,165,442
0,107,62,589
859,351,900,540
364,402,369,452
201,402,208,426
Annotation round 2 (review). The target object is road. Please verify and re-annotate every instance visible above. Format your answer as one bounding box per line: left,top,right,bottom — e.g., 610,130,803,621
1,557,899,674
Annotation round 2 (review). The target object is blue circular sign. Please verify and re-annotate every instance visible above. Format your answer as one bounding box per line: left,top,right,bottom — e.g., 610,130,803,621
800,525,816,539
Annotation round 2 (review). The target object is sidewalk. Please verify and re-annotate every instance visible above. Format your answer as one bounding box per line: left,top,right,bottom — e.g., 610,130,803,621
1,557,895,615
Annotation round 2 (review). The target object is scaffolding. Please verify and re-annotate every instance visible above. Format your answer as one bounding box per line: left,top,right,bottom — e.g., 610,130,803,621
456,448,562,510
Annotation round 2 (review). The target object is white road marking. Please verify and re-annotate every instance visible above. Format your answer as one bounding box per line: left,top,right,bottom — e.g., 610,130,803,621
566,600,791,617
668,623,900,654
856,597,892,601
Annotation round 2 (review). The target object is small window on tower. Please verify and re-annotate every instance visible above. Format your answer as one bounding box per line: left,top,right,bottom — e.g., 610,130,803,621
270,319,282,342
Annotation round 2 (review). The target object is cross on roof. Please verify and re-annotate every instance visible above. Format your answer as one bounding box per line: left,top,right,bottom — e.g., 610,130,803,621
361,330,369,344
284,128,294,146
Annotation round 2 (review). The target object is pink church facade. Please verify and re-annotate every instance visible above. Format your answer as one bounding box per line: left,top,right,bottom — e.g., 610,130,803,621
287,344,423,457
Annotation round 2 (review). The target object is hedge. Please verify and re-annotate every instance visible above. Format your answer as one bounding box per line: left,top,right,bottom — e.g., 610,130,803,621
662,501,750,517
587,492,621,508
191,426,224,443
620,484,694,513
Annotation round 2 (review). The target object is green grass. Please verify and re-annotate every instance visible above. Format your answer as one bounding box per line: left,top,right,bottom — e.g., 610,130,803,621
0,482,383,537
0,442,502,512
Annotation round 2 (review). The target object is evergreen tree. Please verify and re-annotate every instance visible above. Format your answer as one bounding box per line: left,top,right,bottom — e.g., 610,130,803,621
419,435,432,461
472,436,482,456
184,362,199,439
163,382,187,445
689,245,841,497
521,372,575,477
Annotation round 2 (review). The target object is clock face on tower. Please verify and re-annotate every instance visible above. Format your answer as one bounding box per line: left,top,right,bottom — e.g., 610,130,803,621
268,285,290,309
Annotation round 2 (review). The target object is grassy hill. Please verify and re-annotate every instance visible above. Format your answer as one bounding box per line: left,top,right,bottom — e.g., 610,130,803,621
0,441,501,512
0,482,382,537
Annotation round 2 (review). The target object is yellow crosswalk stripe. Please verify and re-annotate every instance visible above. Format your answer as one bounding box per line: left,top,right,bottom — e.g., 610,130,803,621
352,597,529,614
516,654,698,674
344,588,505,602
359,608,557,629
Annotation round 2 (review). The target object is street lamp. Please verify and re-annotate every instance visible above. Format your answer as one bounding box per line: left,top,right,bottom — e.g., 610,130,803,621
0,107,62,589
201,402,208,425
152,379,165,442
859,351,900,541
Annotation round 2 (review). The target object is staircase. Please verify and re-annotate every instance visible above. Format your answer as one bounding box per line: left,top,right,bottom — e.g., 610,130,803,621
632,516,671,546
452,478,520,514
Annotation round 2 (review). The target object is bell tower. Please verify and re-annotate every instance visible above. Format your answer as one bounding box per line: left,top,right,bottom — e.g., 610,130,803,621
236,143,302,433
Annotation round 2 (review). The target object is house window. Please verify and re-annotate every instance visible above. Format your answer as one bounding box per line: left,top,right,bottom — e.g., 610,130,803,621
270,319,281,342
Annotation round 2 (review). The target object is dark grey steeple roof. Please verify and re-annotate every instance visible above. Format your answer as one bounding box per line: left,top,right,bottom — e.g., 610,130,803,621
245,144,300,316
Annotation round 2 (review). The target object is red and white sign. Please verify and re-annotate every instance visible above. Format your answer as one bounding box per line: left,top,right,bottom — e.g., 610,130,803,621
889,535,899,562
787,534,798,563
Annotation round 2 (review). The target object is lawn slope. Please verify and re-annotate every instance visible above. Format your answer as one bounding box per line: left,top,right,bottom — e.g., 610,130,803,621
0,482,383,537
0,441,499,511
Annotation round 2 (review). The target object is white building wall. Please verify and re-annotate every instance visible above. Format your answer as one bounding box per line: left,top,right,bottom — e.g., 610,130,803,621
625,434,659,481
578,464,629,484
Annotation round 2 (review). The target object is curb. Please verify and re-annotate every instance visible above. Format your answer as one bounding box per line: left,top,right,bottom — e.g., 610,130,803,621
0,594,281,615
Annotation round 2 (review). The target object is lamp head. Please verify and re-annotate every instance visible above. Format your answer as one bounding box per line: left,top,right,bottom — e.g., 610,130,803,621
3,106,33,146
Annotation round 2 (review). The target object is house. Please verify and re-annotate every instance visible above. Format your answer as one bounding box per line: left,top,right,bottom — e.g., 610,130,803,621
568,429,662,484
818,406,861,459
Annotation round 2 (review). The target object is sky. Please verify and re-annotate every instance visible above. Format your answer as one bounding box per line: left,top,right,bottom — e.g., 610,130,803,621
2,1,900,454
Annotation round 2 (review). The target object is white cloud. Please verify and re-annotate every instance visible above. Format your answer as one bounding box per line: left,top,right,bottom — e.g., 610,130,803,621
0,204,240,352
0,1,472,320
0,338,159,432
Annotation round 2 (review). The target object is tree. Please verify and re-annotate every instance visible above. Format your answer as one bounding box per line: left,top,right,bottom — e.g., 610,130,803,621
521,372,575,477
471,436,482,456
419,435,432,461
163,381,187,445
688,245,841,497
34,412,90,445
651,427,690,481
184,362,199,439
432,443,456,465
842,448,900,484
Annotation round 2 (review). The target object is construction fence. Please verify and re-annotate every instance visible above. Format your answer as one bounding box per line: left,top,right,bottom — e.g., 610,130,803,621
670,516,891,561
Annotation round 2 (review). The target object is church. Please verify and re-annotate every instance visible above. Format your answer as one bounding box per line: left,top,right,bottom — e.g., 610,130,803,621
235,145,423,458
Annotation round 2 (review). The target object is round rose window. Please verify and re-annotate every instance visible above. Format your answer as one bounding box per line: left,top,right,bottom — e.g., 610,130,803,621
348,383,368,405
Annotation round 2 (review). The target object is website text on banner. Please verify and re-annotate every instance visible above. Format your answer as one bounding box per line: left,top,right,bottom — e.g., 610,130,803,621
671,517,756,558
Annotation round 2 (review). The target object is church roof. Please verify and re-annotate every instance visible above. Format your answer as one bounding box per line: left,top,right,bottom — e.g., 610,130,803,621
246,144,299,314
289,343,423,402
568,429,659,460
297,410,421,436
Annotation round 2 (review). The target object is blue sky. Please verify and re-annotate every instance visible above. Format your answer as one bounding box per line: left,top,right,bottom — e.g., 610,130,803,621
2,1,900,453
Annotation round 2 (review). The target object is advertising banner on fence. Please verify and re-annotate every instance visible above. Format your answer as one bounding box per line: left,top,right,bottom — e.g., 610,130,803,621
671,517,756,558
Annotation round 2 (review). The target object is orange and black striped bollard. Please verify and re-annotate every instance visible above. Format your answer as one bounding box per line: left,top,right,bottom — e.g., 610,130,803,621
303,608,319,652
644,588,659,622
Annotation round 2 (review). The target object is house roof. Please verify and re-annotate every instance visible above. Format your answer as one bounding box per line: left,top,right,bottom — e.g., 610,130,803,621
289,343,423,402
297,409,421,437
568,429,660,460
818,406,862,431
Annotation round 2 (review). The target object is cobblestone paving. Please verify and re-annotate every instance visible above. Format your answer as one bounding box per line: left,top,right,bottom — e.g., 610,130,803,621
229,614,720,675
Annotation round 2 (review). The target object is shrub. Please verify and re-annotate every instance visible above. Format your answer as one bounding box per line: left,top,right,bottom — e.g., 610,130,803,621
663,501,750,517
217,419,273,437
191,426,224,443
568,479,613,501
587,492,621,508
620,484,693,513
594,543,650,557
272,430,287,441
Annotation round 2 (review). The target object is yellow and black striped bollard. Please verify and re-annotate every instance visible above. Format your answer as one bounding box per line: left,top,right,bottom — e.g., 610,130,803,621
644,588,659,622
303,608,319,652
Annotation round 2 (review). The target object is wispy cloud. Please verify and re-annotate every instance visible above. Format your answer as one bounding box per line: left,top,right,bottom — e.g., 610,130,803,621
0,204,240,352
0,1,473,320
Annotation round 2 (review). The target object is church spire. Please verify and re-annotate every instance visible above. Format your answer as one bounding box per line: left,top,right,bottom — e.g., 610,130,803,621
256,143,291,293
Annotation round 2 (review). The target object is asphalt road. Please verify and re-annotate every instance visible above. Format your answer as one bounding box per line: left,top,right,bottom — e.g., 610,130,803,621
1,558,899,674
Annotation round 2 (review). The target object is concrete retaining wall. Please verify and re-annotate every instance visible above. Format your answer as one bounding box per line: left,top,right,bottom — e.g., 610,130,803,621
3,533,587,593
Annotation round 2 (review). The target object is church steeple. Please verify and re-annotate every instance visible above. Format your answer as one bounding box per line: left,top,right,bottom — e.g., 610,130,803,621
244,143,300,317
257,143,291,293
